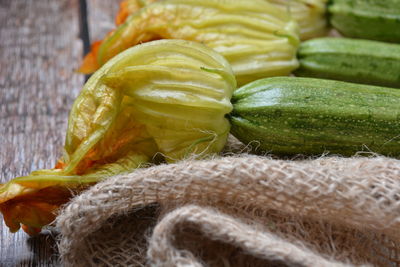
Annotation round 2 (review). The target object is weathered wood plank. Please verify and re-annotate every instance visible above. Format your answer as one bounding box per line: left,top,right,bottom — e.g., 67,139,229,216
0,0,83,265
86,0,123,42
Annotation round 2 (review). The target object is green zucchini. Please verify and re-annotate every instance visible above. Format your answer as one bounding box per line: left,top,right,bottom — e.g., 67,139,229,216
230,77,400,157
295,37,400,88
329,0,400,43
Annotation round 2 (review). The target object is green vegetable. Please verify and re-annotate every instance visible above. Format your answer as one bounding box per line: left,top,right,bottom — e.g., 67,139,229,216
295,37,400,88
230,77,400,157
329,0,400,43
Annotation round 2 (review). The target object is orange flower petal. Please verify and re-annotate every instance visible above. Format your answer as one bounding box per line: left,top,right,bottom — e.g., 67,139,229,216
78,40,102,74
116,0,134,25
0,186,73,235
116,0,158,25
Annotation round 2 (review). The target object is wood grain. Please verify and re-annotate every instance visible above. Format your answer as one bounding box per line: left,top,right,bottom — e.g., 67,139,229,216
86,0,122,42
0,0,83,265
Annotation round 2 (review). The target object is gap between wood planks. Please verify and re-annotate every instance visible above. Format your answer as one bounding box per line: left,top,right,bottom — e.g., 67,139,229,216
79,0,91,56
79,0,91,83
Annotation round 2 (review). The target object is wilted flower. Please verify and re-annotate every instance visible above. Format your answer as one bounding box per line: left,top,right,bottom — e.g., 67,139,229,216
115,0,328,40
79,0,300,86
269,0,328,40
0,40,235,234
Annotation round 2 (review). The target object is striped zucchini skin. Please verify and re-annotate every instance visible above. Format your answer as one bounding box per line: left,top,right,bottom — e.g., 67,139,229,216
295,38,400,88
329,0,400,43
230,77,400,157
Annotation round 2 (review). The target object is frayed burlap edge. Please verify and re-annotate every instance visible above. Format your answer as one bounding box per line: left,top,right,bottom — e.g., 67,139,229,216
56,153,400,266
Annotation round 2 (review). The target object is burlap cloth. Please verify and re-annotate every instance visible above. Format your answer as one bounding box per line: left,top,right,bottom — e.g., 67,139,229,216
56,138,400,266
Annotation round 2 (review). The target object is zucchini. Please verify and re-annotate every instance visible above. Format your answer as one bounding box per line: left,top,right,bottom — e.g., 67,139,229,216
230,77,400,157
295,37,400,88
329,0,400,43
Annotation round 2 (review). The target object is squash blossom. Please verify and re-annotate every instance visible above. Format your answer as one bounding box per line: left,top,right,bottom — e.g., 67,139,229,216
269,0,328,40
115,0,327,40
79,0,300,86
0,40,235,234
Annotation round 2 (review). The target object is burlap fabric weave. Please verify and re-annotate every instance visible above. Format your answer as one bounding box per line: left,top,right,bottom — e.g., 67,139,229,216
56,139,400,266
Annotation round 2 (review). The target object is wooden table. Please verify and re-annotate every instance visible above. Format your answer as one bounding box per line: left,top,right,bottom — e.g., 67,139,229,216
0,1,119,265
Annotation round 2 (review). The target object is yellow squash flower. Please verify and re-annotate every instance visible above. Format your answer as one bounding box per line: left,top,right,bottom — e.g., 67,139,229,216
79,0,300,86
269,0,328,40
0,40,235,234
115,0,327,40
